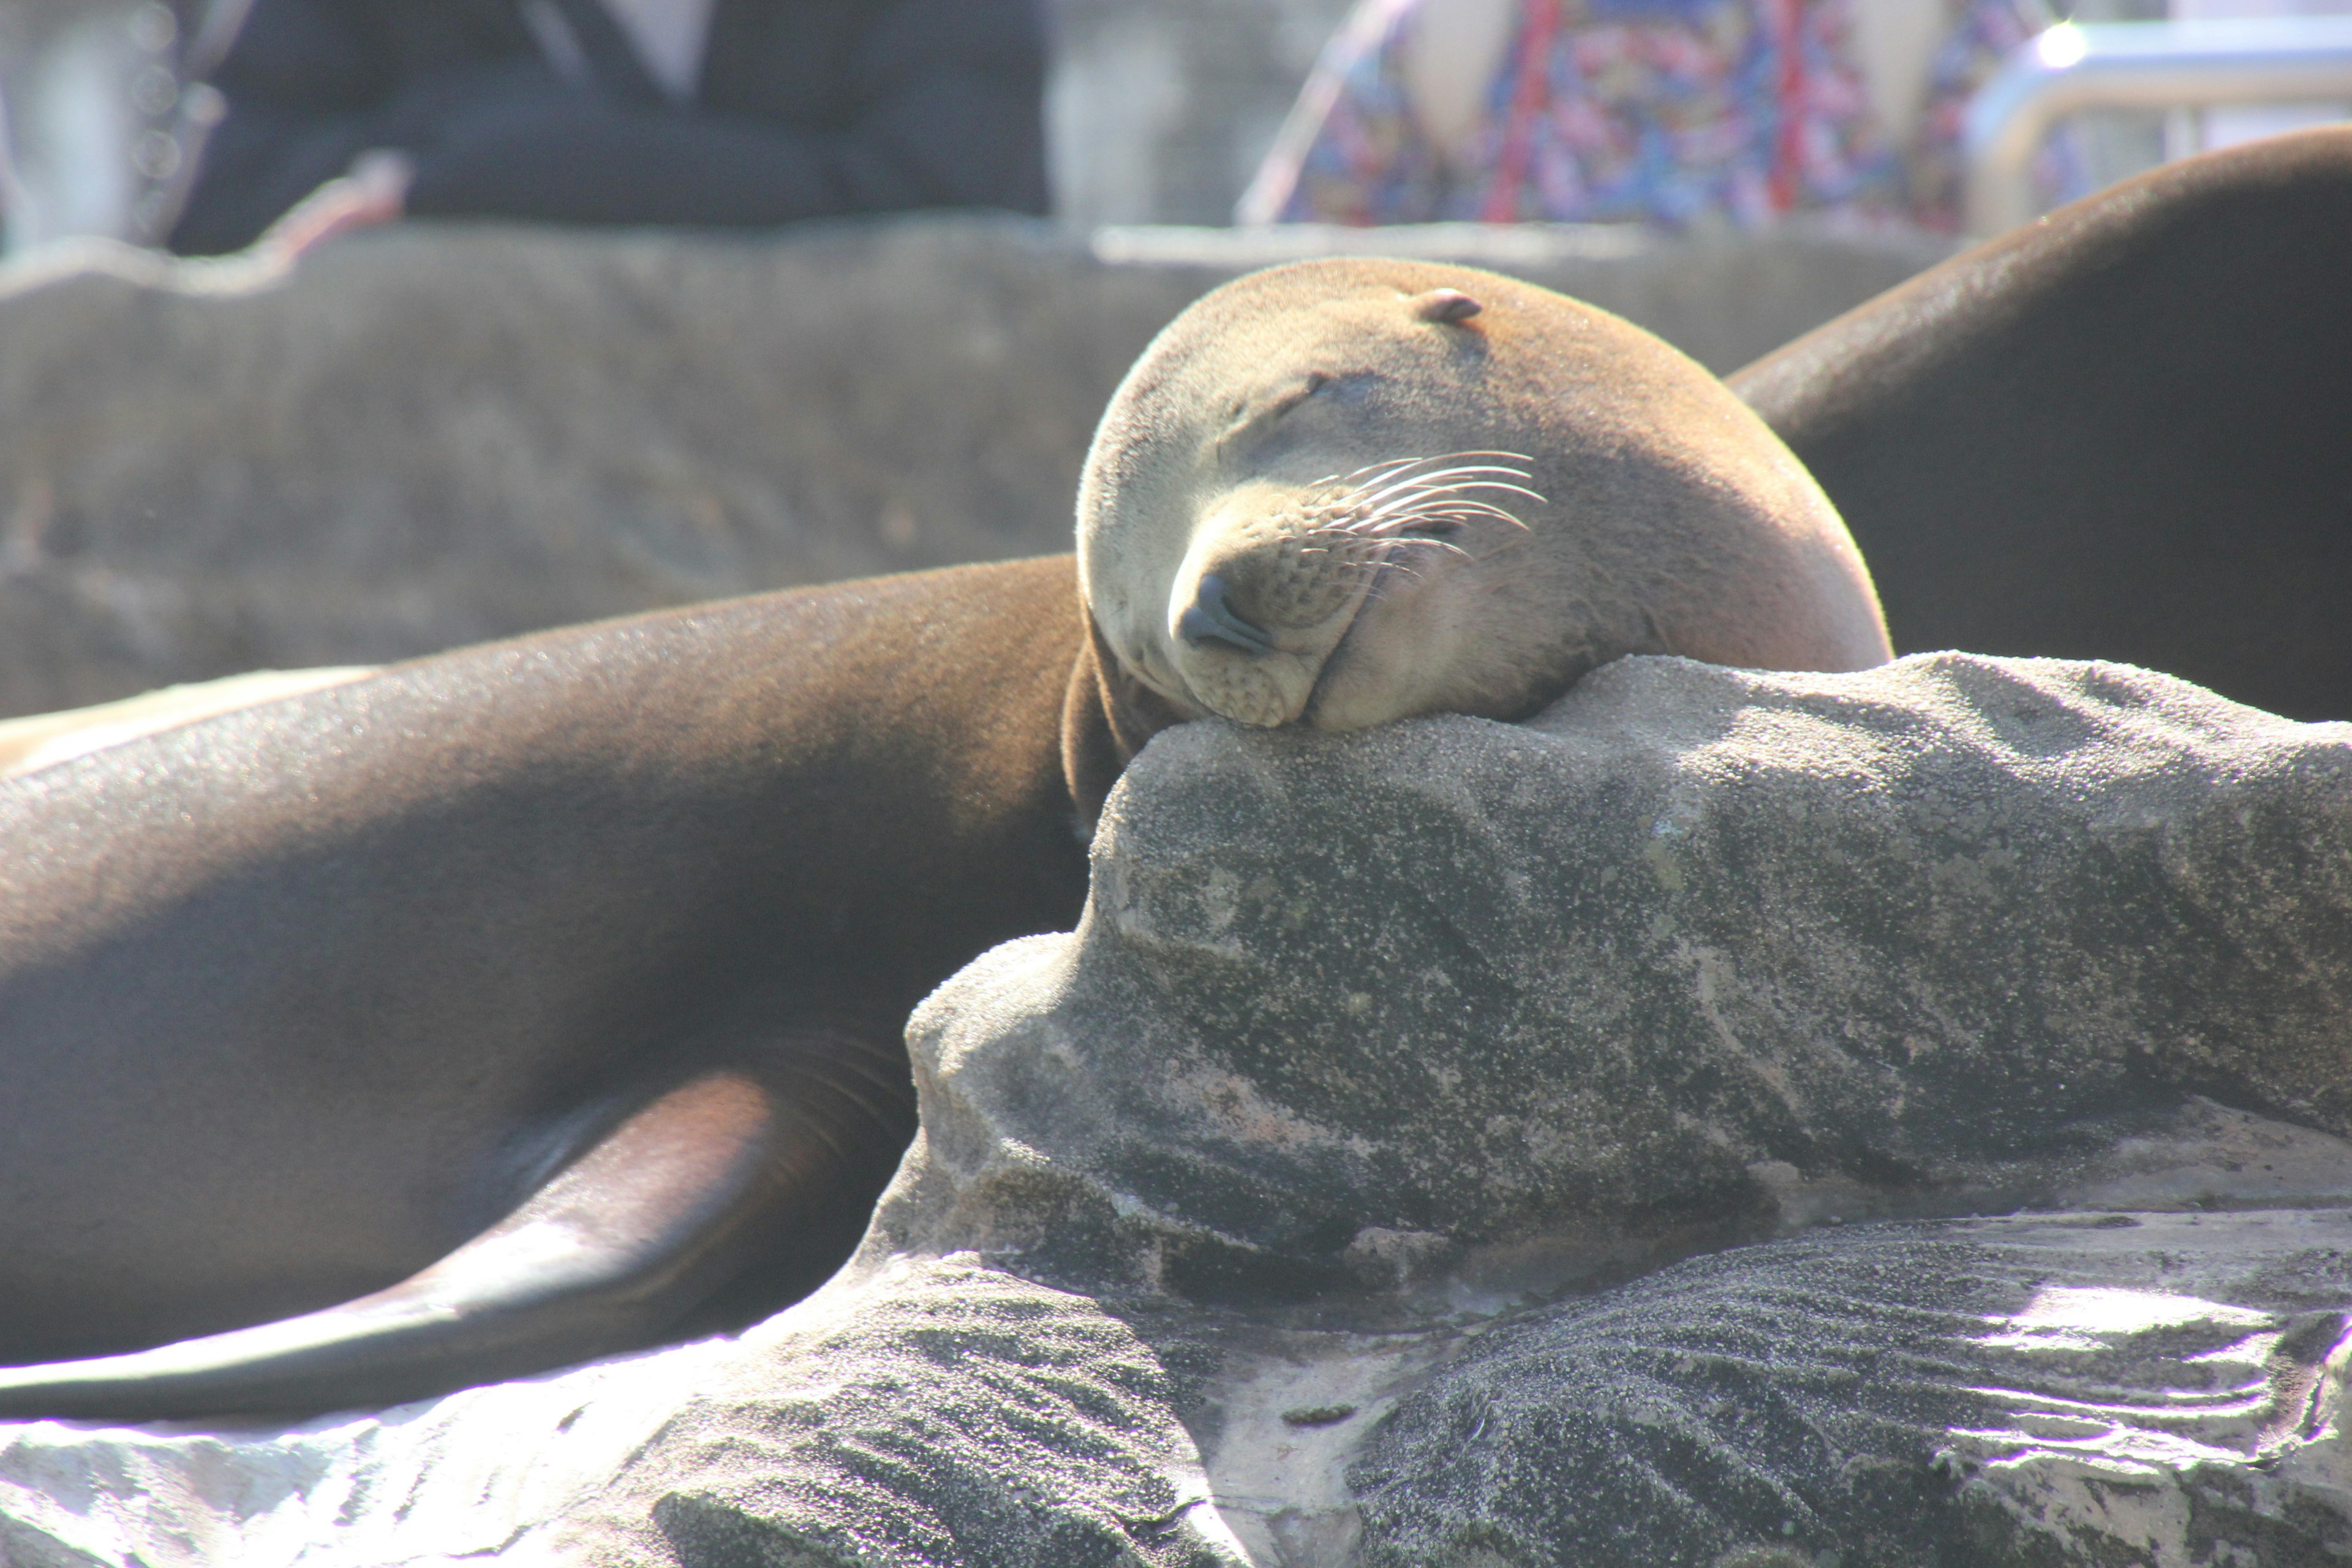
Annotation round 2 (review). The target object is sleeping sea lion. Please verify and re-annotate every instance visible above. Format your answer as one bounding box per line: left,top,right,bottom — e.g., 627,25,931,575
1080,265,1887,736
0,258,1886,1418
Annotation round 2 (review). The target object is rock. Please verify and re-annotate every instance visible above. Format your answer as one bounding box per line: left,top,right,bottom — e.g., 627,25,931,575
0,216,1949,718
1351,1210,2352,1568
8,652,2347,1566
887,654,2352,1291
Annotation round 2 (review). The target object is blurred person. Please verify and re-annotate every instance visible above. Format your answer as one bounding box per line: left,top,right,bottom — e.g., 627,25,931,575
1239,0,2076,230
166,0,1049,257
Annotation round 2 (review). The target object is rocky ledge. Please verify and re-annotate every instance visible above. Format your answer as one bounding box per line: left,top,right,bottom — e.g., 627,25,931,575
4,652,2349,1567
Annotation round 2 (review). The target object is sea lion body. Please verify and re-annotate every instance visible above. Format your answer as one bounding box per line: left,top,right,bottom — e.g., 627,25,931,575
1737,125,2352,722
0,559,1105,1409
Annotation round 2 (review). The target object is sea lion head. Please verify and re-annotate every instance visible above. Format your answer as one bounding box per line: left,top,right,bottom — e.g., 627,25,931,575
1076,258,1891,731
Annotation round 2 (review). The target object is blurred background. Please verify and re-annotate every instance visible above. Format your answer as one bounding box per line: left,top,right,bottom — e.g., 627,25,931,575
7,0,1375,249
0,0,2304,246
0,0,2342,723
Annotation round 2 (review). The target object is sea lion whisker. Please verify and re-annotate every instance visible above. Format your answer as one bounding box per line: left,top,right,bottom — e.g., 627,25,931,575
1346,526,1471,560
1402,481,1542,516
1332,453,1512,496
1375,521,1470,541
1326,491,1531,540
1348,497,1441,529
1336,469,1541,522
1312,453,1539,523
1313,470,1423,513
1370,530,1478,556
1344,452,1537,494
1395,489,1533,517
1332,455,1440,486
1420,500,1526,522
1411,470,1543,493
1359,448,1532,479
1382,456,1533,475
1395,500,1532,530
1422,479,1545,504
1425,448,1536,463
1344,477,1459,514
1369,467,1540,498
1309,513,1412,542
1338,512,1466,539
1346,477,1509,519
1389,461,1534,481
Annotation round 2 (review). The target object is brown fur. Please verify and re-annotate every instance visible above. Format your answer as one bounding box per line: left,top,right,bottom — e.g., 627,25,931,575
1080,258,1891,734
0,557,1125,1412
1736,127,2352,722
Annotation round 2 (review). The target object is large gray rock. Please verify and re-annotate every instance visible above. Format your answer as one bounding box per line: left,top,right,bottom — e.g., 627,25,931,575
7,652,2346,1566
885,655,2352,1292
0,216,1948,718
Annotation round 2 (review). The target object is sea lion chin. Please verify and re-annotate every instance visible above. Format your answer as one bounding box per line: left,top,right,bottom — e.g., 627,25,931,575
1076,260,1893,733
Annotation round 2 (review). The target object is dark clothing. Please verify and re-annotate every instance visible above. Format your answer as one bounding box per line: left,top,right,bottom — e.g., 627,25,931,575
168,0,1050,255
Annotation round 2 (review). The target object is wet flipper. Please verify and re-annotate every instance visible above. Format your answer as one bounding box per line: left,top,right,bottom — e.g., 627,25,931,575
0,1044,916,1419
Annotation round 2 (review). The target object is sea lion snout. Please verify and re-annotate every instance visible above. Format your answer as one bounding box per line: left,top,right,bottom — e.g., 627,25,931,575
1162,455,1540,728
1176,575,1273,656
1164,481,1373,727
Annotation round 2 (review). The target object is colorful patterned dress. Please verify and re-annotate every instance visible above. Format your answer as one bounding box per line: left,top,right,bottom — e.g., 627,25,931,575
1247,0,2068,230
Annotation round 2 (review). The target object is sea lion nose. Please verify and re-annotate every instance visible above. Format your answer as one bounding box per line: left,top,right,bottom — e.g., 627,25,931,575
1178,573,1275,656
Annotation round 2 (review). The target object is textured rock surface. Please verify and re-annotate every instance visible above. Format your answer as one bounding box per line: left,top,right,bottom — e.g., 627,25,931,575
1354,1211,2352,1567
884,654,2352,1294
3,654,2348,1566
0,216,1947,717
9,1213,2349,1566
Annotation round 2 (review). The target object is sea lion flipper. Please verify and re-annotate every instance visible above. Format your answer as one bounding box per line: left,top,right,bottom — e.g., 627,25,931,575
0,1061,902,1419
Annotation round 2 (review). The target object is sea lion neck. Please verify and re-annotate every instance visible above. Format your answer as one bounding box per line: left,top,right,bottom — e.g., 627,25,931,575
1062,612,1191,839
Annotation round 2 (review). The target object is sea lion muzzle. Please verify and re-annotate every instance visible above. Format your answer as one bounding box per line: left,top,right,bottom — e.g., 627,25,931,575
1176,573,1275,657
1159,453,1544,728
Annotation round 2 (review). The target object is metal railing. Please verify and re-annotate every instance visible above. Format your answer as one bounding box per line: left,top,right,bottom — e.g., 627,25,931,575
1964,17,2352,235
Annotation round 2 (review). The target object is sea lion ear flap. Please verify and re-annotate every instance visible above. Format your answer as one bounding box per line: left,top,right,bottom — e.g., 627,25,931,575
1412,288,1483,325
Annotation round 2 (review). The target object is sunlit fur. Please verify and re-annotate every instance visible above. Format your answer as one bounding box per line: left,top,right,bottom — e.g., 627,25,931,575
1077,259,1890,731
